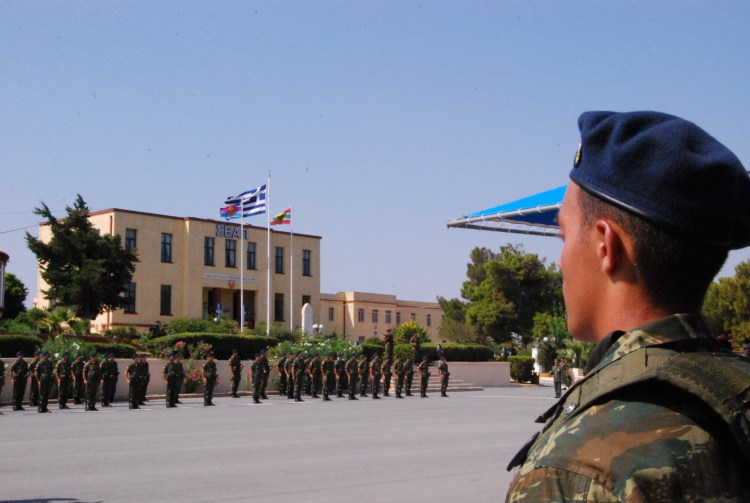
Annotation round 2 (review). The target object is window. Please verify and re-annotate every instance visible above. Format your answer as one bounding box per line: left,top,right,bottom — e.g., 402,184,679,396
123,283,136,313
225,240,237,267
160,233,172,263
372,309,379,323
274,293,284,322
328,307,335,322
160,285,172,316
275,247,284,273
302,295,311,307
396,312,401,324
385,310,392,324
302,249,312,276
125,228,137,252
247,242,257,270
358,308,365,323
427,314,432,327
204,237,214,266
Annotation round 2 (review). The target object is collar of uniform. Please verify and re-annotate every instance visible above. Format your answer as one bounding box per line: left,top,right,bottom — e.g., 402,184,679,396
587,313,711,375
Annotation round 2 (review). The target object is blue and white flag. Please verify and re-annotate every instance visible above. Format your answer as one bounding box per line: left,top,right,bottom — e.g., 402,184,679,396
224,184,267,217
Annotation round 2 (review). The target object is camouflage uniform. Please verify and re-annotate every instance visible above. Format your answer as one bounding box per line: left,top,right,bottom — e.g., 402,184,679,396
506,314,750,502
163,357,177,407
10,356,29,410
292,353,306,402
308,355,322,398
418,358,430,397
228,352,243,398
28,354,40,406
403,357,414,396
438,358,449,397
71,356,85,404
259,352,271,399
275,355,287,396
35,356,54,412
250,356,263,403
382,357,392,397
202,358,217,406
126,357,141,409
285,357,295,399
334,355,347,398
83,357,102,411
369,356,382,399
551,359,566,398
54,356,72,409
101,356,119,406
393,357,405,398
383,330,394,362
358,356,370,397
138,356,150,404
322,355,335,401
345,355,359,400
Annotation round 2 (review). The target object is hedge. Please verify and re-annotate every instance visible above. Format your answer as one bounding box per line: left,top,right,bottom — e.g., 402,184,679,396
146,333,279,360
508,355,536,383
88,342,141,358
362,342,495,362
0,334,43,357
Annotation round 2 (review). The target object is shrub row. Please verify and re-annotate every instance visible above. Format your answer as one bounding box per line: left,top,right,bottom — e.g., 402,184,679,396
359,342,495,362
146,333,279,360
0,334,43,357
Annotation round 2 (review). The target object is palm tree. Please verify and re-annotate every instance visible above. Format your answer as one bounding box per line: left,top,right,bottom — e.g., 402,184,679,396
561,338,595,369
37,306,78,335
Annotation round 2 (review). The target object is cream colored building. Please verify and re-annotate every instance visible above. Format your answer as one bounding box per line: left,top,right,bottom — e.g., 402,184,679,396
319,291,444,342
36,209,321,333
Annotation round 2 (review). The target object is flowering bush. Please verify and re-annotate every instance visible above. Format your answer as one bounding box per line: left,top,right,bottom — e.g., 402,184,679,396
41,335,94,359
270,337,361,360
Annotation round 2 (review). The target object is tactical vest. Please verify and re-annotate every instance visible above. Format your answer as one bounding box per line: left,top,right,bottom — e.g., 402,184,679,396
509,348,750,470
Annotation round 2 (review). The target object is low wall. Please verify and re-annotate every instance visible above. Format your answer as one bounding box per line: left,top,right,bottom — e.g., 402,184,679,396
0,358,513,403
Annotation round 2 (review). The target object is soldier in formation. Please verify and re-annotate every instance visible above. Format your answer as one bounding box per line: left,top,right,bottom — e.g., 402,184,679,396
71,353,85,404
163,353,178,408
550,357,567,399
228,349,243,398
438,356,449,398
292,351,306,402
334,353,346,398
358,354,369,398
308,353,322,398
285,353,295,400
0,357,5,412
137,354,150,404
83,354,102,411
250,352,263,404
418,355,430,398
125,355,141,409
322,353,335,401
54,351,72,409
275,353,288,397
259,349,271,400
101,353,119,407
345,353,359,401
382,357,392,397
10,352,28,410
202,352,217,406
28,351,40,407
35,350,54,413
393,355,405,399
369,354,382,399
403,356,414,397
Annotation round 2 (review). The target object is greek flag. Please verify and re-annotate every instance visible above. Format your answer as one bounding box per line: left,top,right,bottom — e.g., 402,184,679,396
224,184,267,217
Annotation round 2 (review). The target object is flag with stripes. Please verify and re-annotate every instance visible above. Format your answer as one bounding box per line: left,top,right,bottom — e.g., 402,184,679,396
224,184,267,218
270,208,292,226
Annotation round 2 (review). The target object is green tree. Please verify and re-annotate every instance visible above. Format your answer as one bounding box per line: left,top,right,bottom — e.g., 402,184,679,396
438,317,484,344
391,319,428,345
437,296,467,323
25,195,139,320
703,259,750,341
2,273,28,319
458,244,562,344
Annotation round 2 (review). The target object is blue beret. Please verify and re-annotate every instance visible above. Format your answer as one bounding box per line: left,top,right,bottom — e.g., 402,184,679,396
42,351,50,356
571,111,750,249
422,355,428,360
62,351,69,356
16,351,23,356
34,351,40,356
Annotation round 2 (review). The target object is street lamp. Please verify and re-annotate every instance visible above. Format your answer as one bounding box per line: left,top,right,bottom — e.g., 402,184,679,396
312,324,324,336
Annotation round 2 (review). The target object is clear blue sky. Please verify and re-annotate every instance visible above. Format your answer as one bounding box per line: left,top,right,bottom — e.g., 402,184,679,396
2,2,750,308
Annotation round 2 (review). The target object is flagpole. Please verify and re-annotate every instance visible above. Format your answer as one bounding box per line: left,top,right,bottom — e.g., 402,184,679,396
266,173,271,337
240,209,245,333
289,204,294,331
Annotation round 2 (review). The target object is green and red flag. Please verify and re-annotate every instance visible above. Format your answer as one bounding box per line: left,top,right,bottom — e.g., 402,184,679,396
270,208,292,226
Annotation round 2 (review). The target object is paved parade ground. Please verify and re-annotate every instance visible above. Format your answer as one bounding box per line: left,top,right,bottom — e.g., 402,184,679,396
0,385,556,503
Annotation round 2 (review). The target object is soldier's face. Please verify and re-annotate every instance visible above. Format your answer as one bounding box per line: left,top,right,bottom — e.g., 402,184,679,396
558,183,603,343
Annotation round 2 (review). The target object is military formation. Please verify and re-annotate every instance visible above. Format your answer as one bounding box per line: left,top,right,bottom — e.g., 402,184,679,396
1,347,450,414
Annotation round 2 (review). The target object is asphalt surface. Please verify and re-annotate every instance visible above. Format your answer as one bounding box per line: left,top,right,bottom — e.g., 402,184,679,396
0,384,558,503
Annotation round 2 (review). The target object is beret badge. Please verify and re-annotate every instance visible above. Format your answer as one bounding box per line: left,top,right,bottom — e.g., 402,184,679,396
574,142,582,168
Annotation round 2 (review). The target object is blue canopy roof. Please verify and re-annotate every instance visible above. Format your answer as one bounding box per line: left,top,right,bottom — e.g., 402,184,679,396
447,185,565,237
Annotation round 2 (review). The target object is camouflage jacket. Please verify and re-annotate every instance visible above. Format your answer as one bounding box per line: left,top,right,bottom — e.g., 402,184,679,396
292,356,306,375
393,360,404,376
55,359,72,379
358,359,370,377
126,363,140,381
101,360,119,379
506,314,750,502
370,360,382,377
334,359,346,374
275,357,287,376
322,359,335,376
438,361,449,376
260,356,270,375
71,360,84,378
203,360,217,380
11,359,28,379
309,358,322,376
403,360,414,375
83,361,101,381
36,359,54,381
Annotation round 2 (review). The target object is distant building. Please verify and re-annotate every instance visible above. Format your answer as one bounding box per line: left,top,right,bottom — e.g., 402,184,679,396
35,209,321,333
320,291,444,342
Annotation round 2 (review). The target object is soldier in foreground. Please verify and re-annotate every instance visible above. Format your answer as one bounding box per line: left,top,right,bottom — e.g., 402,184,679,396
83,354,101,411
250,352,263,404
418,356,429,398
35,351,54,413
54,351,72,409
358,354,369,398
437,356,449,398
202,352,217,406
10,351,28,410
228,349,243,398
506,111,750,501
125,355,141,409
292,351,306,402
101,353,119,407
163,353,177,408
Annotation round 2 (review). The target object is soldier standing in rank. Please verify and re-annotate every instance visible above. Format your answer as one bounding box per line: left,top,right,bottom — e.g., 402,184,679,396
202,352,217,406
382,357,392,397
54,351,72,409
334,353,346,398
83,354,102,411
138,354,150,404
369,354,382,399
292,351,306,402
228,349,243,398
28,350,41,407
358,354,370,398
322,353,335,401
173,354,185,405
125,355,141,409
393,355,405,398
250,353,263,404
551,358,567,399
345,354,359,400
71,353,85,405
418,355,430,398
259,349,271,400
163,353,177,408
285,354,295,399
35,351,54,413
383,328,394,362
0,357,5,412
438,356,450,398
10,351,29,411
403,356,414,397
308,353,322,398
101,353,119,407
304,354,313,396
276,353,288,397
